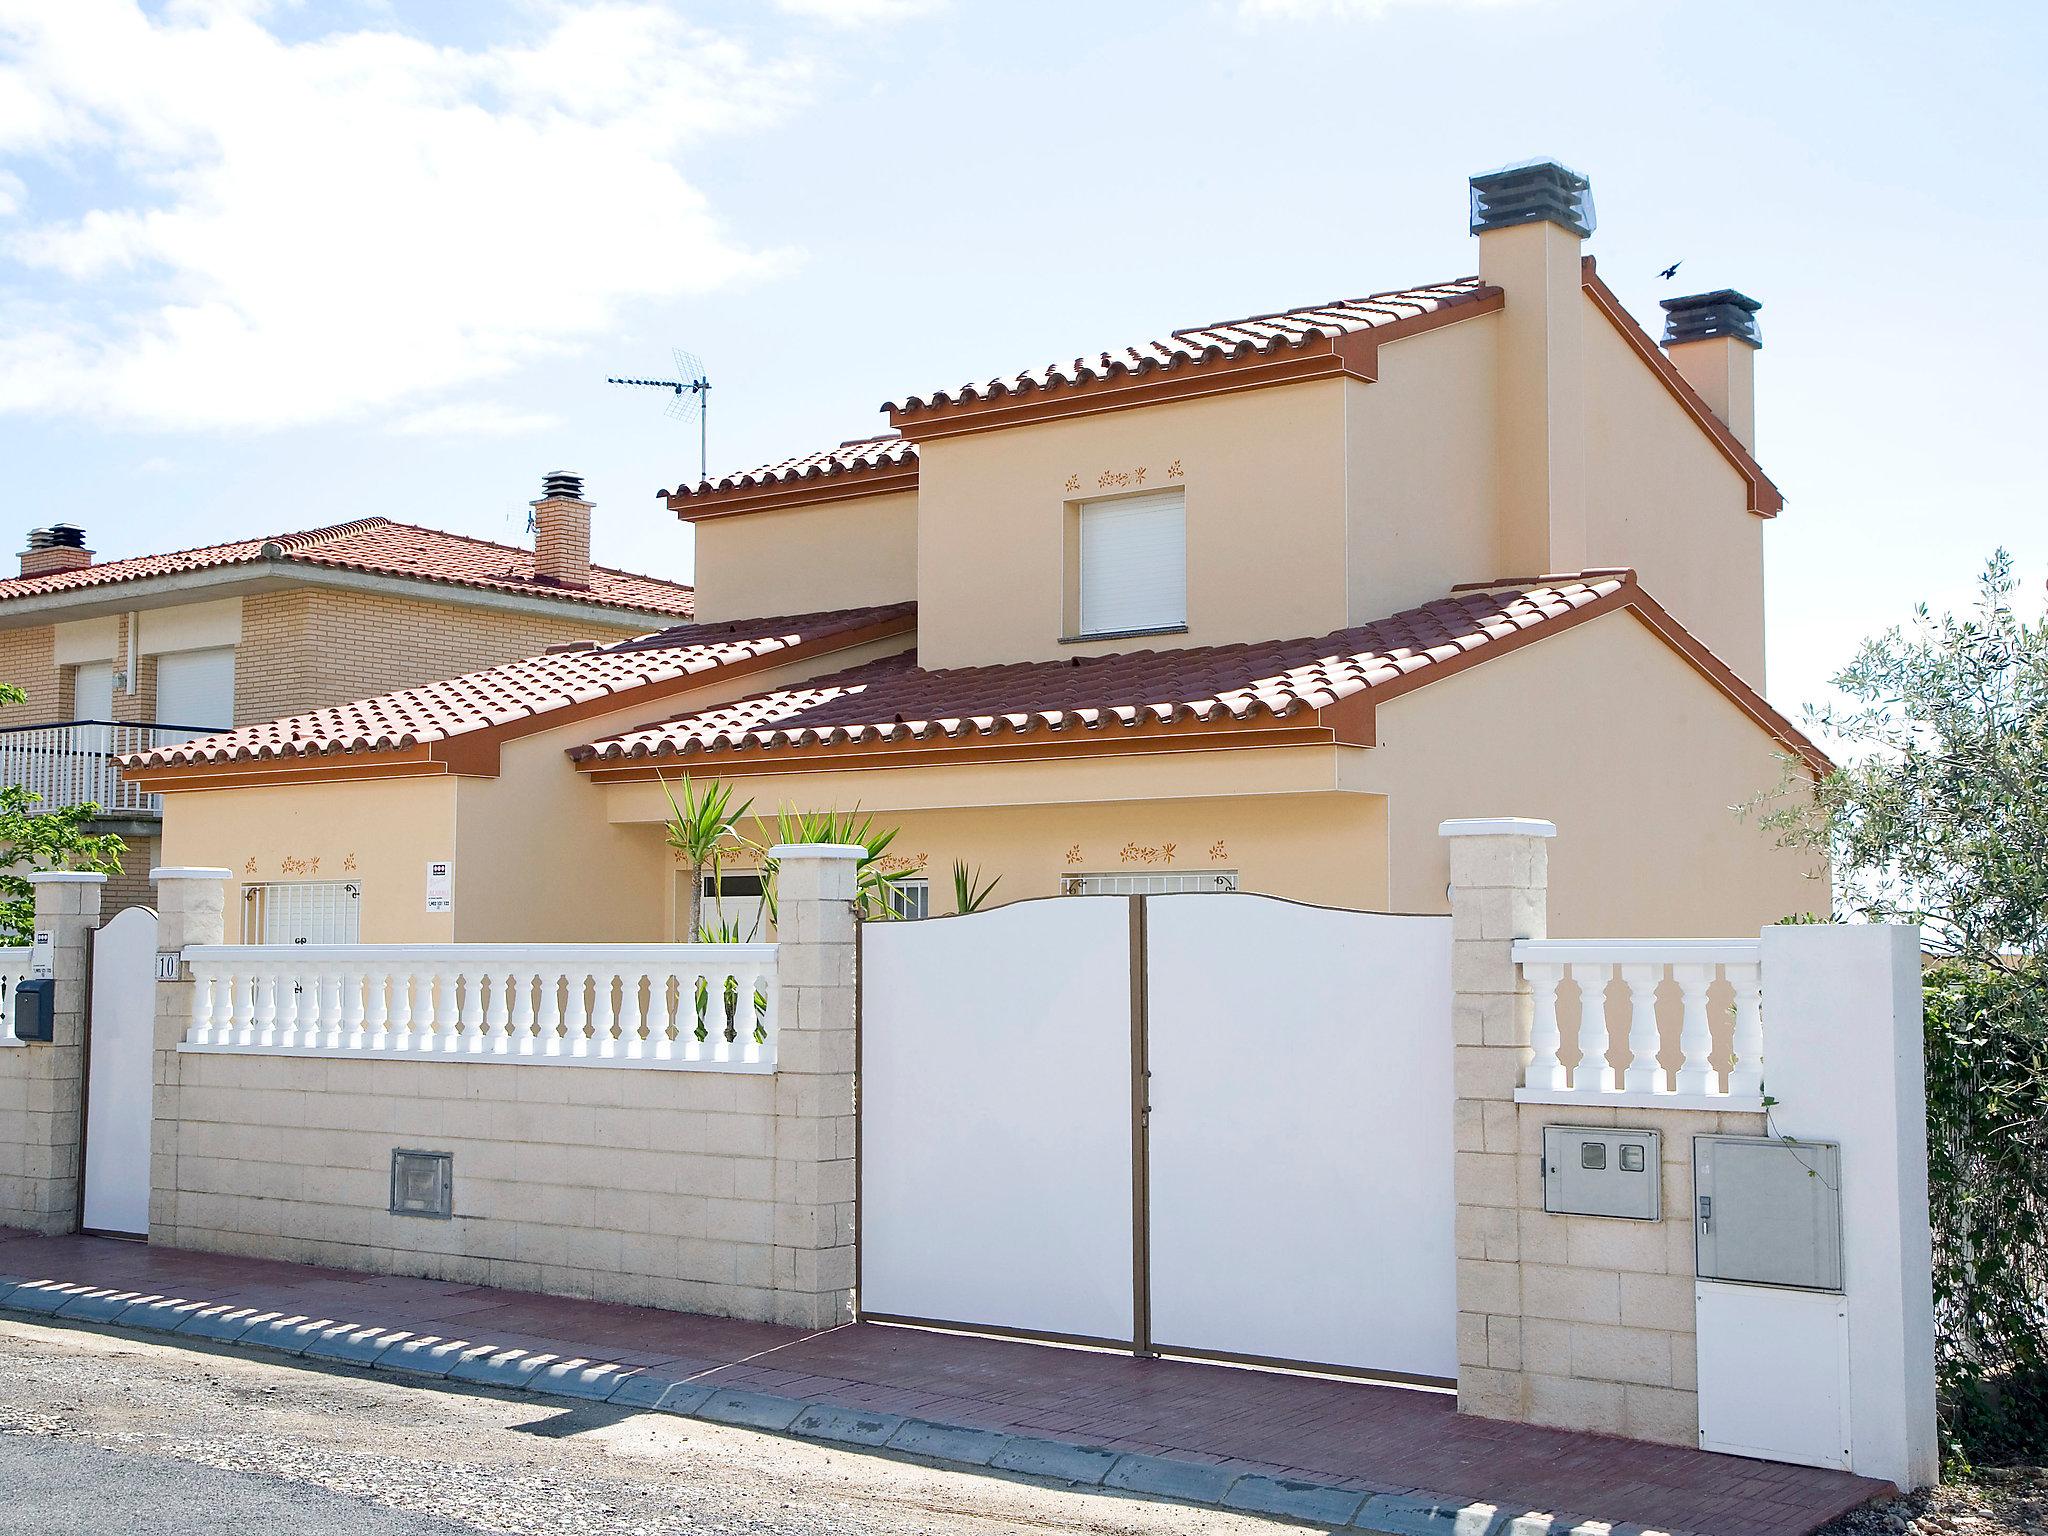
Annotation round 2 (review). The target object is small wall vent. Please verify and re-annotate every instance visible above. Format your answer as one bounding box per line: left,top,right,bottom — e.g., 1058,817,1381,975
390,1148,453,1219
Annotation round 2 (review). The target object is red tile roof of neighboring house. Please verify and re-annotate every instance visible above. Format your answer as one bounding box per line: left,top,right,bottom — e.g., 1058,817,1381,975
570,574,1828,777
0,516,696,617
884,278,1492,417
663,436,916,503
121,603,916,770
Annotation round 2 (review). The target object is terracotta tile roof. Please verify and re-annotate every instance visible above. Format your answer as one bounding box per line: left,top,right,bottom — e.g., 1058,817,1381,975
572,576,1636,765
663,436,915,502
0,516,696,617
122,603,915,769
884,278,1491,417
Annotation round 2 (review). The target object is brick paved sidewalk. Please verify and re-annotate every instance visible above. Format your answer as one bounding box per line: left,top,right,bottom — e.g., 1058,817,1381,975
0,1230,1883,1536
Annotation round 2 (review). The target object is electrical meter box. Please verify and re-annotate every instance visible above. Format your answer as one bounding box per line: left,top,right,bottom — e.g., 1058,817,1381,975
1541,1125,1661,1220
1693,1135,1843,1291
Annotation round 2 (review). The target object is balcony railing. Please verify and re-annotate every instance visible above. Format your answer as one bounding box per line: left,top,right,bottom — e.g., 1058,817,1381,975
0,720,226,817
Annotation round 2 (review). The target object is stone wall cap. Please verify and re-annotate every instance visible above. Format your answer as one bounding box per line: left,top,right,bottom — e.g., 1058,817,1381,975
150,867,236,881
766,844,866,861
1438,817,1557,839
26,870,109,884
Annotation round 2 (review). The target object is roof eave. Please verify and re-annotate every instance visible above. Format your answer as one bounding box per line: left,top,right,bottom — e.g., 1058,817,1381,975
664,461,920,523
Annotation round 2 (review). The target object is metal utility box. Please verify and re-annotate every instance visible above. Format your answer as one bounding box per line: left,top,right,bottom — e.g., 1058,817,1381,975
1542,1125,1661,1220
11,976,54,1043
1694,1135,1843,1291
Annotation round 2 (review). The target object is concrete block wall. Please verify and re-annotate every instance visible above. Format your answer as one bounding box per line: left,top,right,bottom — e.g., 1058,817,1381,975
0,872,103,1232
148,848,861,1328
1445,820,1763,1448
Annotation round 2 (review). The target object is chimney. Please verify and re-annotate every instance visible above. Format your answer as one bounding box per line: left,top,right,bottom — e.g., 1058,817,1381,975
19,523,93,578
531,471,592,589
1660,290,1761,453
1471,160,1594,576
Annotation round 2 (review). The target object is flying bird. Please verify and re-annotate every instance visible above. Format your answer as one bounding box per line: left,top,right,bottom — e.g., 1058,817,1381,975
1659,261,1683,280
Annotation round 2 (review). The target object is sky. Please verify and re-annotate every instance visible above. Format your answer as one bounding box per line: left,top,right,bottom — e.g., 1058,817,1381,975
0,0,2042,718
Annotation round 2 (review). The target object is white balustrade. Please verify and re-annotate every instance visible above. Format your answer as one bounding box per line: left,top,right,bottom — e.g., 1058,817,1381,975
179,944,779,1072
0,947,33,1045
0,722,220,816
1510,939,1764,1110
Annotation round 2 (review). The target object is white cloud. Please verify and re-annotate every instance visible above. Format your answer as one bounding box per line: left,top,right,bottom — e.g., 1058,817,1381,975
776,0,946,24
388,401,560,438
1240,0,1542,15
0,2,808,431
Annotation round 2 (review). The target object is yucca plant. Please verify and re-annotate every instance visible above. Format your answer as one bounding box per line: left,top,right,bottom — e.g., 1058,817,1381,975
952,859,1002,914
756,804,911,924
692,913,769,1045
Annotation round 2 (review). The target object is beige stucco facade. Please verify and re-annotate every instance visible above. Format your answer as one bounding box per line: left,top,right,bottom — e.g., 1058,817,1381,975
690,491,917,625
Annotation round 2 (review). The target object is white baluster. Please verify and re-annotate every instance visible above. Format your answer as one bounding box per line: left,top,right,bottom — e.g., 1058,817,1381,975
1573,962,1616,1093
649,969,675,1062
390,968,416,1051
619,969,645,1060
529,969,557,1058
364,970,390,1052
591,970,616,1058
457,967,484,1054
563,972,588,1058
412,968,443,1054
755,966,778,1068
1620,964,1663,1092
1728,965,1764,1100
484,969,510,1053
320,966,345,1050
503,970,532,1056
253,971,278,1047
1674,965,1715,1096
279,969,307,1049
1523,962,1566,1091
341,966,367,1051
189,969,216,1045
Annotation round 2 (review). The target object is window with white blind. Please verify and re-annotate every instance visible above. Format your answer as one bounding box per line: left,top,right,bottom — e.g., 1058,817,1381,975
1075,489,1186,638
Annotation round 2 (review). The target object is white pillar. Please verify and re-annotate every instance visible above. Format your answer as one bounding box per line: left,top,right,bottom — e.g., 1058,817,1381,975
1756,923,1938,1489
768,843,861,1331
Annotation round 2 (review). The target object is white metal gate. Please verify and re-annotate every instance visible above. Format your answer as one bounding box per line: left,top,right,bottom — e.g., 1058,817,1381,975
83,906,158,1237
857,892,1456,1381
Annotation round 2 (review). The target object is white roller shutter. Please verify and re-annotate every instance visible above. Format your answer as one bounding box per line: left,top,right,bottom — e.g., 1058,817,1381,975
1078,490,1185,637
155,646,236,737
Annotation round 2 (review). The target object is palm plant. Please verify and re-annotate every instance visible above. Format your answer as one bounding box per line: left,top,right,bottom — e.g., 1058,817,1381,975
659,774,754,941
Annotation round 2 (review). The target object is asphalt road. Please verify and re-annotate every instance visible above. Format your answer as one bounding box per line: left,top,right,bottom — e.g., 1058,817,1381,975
0,1318,1290,1535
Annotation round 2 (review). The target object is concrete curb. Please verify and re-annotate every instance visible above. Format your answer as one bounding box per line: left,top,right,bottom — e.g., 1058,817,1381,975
0,1278,1702,1536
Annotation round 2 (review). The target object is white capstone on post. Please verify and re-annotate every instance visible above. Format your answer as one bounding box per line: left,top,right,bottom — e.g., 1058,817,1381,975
767,844,861,1330
1752,922,1939,1489
148,868,230,1242
0,872,107,1233
1440,817,1554,1421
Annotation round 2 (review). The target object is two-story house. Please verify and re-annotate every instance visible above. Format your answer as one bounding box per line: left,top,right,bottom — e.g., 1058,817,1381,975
125,163,1826,942
2,475,692,918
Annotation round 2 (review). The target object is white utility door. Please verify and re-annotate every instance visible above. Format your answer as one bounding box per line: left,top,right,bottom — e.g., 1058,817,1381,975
1144,894,1457,1380
859,897,1137,1345
1696,1281,1852,1469
82,906,159,1236
154,646,235,736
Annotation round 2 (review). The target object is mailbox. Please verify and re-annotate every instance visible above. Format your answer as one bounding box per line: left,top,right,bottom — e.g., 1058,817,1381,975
12,976,54,1043
1694,1134,1843,1291
1542,1125,1661,1219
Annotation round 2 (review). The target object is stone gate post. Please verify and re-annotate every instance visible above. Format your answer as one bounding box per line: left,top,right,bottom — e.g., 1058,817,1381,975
0,871,106,1233
147,867,229,1242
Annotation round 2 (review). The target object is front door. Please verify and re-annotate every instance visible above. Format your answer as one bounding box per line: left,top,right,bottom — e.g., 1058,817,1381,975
82,907,158,1236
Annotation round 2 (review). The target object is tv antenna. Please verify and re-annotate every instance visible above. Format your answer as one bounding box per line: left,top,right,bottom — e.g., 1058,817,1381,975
609,349,711,484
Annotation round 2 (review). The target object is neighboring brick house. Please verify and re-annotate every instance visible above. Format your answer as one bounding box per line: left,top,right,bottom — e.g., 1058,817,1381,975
3,475,691,915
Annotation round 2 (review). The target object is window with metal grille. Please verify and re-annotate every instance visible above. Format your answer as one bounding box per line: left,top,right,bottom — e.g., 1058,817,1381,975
885,878,930,920
1061,870,1239,896
242,880,361,945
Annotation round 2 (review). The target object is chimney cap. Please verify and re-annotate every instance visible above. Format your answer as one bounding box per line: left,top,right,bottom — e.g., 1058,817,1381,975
539,470,587,503
28,523,88,551
1660,289,1763,349
1469,159,1596,240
